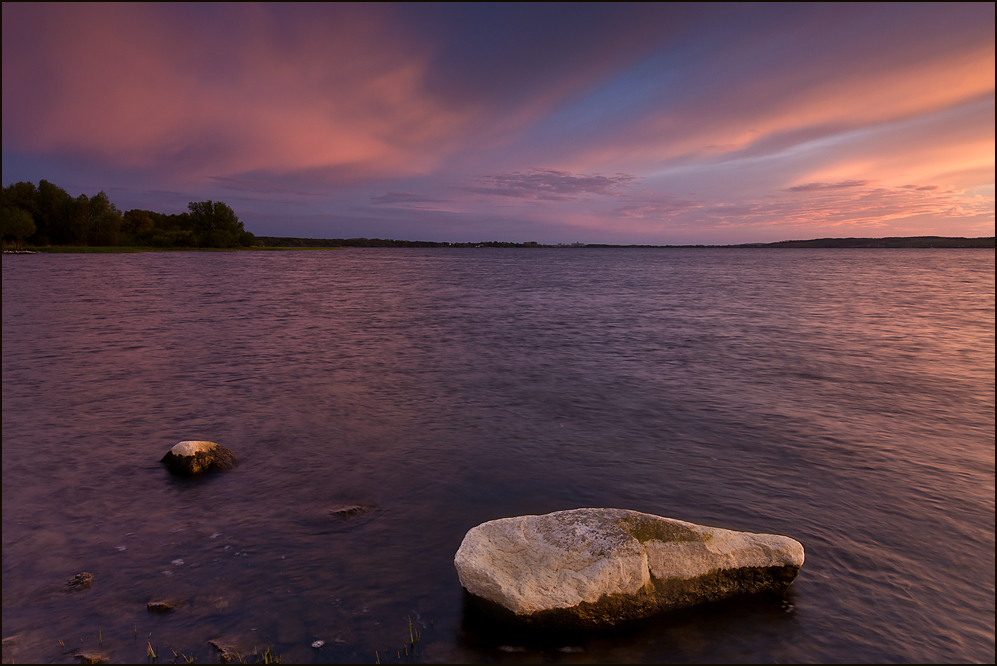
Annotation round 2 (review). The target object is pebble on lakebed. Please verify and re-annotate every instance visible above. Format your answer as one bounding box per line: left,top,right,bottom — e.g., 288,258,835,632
454,508,804,628
160,441,238,476
64,572,94,591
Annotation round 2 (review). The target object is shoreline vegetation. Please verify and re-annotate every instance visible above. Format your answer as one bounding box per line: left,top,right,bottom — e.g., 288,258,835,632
5,235,993,254
5,236,993,254
2,179,992,252
1,179,256,251
253,235,996,249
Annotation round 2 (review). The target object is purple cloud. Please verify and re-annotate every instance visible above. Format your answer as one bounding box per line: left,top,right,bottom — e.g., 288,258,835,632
211,176,324,196
614,193,699,219
370,191,446,205
462,168,637,201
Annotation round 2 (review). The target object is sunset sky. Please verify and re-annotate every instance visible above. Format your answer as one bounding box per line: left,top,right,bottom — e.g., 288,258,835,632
2,3,994,244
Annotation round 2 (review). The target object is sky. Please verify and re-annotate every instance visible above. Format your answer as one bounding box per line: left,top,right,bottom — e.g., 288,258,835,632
2,3,994,244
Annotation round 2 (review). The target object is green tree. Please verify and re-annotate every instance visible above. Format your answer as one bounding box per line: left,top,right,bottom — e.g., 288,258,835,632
36,180,73,245
187,200,246,248
1,181,38,216
87,191,122,246
69,194,90,245
122,209,155,245
2,207,37,250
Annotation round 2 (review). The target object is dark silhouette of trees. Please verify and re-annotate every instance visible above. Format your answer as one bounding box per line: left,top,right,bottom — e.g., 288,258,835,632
1,180,256,249
36,179,74,245
2,181,38,222
86,191,123,246
187,200,252,248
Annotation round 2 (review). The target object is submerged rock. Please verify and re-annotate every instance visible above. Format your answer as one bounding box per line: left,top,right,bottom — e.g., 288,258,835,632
161,441,237,476
327,504,374,520
454,508,804,628
73,653,107,664
208,640,242,663
64,572,94,591
146,600,175,613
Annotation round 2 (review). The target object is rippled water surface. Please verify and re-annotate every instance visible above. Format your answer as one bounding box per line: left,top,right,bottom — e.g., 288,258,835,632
2,248,994,663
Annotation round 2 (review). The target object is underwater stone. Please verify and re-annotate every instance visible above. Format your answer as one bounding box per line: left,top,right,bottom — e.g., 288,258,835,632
160,441,237,476
208,640,241,663
64,572,94,591
454,508,804,628
327,504,374,519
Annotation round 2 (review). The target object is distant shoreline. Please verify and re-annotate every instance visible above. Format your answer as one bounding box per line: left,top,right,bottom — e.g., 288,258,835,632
4,235,993,253
241,235,997,249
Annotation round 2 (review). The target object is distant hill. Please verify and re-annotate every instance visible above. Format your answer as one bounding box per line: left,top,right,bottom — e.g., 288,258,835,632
254,235,994,249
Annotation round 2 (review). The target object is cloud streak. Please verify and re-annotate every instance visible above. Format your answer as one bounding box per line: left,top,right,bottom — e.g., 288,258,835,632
462,169,637,201
787,181,870,192
610,184,993,243
370,191,446,205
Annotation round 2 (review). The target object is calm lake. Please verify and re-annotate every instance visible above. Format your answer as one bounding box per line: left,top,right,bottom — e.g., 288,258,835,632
2,248,994,663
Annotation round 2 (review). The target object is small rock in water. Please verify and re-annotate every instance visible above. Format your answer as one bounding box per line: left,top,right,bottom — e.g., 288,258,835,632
147,601,175,613
497,645,527,653
311,640,325,649
64,572,94,591
161,441,238,476
454,508,804,628
74,653,107,664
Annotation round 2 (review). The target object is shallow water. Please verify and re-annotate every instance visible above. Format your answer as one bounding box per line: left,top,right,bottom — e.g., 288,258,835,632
2,248,994,663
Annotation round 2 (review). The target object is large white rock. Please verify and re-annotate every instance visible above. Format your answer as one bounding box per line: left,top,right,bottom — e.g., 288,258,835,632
454,508,804,627
160,441,238,476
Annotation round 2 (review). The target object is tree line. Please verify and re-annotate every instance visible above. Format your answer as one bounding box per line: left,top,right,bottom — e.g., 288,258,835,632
1,180,256,249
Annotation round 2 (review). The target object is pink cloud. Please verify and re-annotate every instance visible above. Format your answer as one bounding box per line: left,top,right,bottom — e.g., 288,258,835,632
1,4,473,181
615,184,993,238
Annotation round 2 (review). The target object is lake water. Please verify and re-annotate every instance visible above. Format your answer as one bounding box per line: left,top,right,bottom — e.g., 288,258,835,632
2,248,994,664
